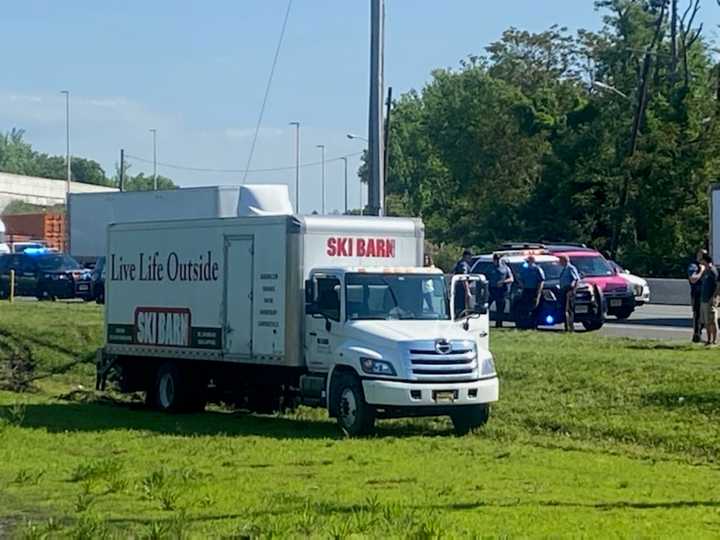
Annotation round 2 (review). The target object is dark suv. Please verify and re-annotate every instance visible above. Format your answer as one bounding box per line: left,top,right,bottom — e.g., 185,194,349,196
471,251,605,331
0,250,93,301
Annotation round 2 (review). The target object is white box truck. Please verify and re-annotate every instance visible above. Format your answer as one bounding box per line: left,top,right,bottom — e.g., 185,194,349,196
97,214,498,435
68,186,242,264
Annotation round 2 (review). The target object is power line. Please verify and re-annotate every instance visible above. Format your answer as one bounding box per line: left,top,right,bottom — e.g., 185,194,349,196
242,0,293,184
124,152,362,174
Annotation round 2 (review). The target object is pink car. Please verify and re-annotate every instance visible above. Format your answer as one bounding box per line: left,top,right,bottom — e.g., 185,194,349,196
545,245,635,320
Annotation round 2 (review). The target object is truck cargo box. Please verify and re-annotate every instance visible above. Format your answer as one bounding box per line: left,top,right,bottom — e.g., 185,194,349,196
105,215,424,367
68,186,241,262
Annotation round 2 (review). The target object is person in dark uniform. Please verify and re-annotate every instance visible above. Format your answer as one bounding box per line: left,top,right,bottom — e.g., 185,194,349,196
488,253,513,328
519,255,545,327
689,249,706,343
558,254,580,332
452,250,473,316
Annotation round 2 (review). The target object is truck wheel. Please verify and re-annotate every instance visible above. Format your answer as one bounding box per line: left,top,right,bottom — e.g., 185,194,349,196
331,372,375,437
153,362,205,413
451,404,490,436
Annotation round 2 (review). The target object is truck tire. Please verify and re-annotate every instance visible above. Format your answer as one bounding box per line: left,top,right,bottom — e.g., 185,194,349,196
153,362,206,413
331,372,375,437
450,404,490,436
582,320,604,331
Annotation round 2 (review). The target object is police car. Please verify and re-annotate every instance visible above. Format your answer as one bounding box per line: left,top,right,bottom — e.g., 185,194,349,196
0,248,93,301
471,248,605,331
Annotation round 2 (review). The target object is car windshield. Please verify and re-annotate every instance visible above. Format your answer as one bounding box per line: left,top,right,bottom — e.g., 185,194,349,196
571,255,614,277
345,273,450,321
35,254,81,271
509,261,563,281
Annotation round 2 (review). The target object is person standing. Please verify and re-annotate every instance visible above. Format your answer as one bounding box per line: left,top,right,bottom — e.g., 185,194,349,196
558,254,581,332
688,250,706,343
452,250,473,316
691,252,719,346
488,253,513,328
519,255,545,328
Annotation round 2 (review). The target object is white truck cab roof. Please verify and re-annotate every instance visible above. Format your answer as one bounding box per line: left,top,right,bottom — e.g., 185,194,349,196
312,266,445,276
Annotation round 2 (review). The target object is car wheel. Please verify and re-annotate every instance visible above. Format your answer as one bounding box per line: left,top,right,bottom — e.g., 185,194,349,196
451,404,490,435
582,320,604,331
614,308,633,320
331,372,375,437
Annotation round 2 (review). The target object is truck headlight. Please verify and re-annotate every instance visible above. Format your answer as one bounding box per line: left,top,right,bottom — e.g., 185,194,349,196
480,356,496,376
360,357,397,376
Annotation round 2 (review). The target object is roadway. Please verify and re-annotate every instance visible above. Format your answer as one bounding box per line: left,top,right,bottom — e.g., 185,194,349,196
599,303,692,341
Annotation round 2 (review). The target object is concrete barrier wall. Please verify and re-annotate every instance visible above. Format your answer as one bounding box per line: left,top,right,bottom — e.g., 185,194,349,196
647,278,690,306
0,171,116,212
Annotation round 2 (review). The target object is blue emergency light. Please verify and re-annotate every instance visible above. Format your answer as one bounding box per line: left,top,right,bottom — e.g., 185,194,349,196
23,247,49,255
545,315,555,325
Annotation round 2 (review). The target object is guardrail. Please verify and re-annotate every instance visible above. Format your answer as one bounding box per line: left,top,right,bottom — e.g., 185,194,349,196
647,278,689,306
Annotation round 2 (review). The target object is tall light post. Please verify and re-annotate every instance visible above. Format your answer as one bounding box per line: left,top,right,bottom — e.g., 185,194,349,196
346,133,368,143
316,144,326,214
60,90,70,193
149,129,158,190
341,157,348,214
289,121,301,213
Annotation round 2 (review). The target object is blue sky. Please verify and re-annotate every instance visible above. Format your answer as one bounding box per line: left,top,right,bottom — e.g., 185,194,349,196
2,1,719,214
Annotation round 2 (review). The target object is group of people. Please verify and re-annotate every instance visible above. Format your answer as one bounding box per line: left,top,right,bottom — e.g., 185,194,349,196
452,249,581,332
689,249,719,346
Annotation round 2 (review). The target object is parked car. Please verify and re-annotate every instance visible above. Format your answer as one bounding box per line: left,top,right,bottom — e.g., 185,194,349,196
608,261,650,306
471,249,605,331
91,256,106,304
541,244,636,320
0,249,93,301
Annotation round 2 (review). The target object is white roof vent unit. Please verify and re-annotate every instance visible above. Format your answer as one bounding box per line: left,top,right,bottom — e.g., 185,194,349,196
237,184,294,217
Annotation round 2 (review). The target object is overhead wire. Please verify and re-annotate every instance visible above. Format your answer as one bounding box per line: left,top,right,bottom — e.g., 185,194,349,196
125,152,363,174
241,0,294,184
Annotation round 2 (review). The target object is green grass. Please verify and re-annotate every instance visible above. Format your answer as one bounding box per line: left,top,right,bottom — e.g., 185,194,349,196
1,302,720,538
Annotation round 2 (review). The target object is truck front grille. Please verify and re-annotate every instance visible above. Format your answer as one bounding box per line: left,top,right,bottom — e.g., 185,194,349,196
408,342,477,381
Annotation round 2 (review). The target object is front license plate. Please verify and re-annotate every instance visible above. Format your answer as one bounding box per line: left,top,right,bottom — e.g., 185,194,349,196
575,305,589,314
77,284,89,291
610,299,622,307
433,390,457,403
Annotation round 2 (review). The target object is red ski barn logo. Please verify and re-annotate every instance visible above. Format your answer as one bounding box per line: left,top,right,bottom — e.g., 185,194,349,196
326,237,396,258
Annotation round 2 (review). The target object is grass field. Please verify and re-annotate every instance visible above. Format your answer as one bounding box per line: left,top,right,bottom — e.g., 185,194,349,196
1,301,719,538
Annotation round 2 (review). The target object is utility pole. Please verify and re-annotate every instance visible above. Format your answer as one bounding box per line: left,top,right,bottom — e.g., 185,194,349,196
119,149,125,192
316,144,326,214
367,0,385,216
383,86,392,185
60,90,71,193
289,121,301,213
149,129,158,190
341,157,348,214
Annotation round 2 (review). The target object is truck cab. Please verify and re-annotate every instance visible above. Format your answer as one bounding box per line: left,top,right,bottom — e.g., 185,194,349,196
304,267,498,435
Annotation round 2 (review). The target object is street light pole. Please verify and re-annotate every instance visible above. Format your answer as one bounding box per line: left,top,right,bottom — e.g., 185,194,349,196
149,129,158,190
316,144,326,214
60,90,70,193
289,121,300,213
341,157,348,214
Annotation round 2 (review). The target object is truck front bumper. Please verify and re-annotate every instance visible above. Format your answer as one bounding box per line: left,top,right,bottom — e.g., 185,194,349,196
362,376,499,408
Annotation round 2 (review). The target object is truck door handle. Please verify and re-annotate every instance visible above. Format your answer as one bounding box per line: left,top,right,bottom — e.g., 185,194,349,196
309,332,317,336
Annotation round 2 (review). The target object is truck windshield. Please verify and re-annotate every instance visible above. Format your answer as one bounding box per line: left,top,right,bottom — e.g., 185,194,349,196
345,273,450,321
570,255,614,277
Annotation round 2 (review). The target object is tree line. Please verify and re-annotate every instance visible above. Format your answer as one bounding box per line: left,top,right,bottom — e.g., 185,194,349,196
0,128,176,194
381,0,720,276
